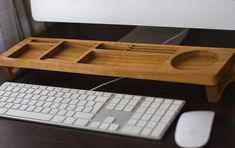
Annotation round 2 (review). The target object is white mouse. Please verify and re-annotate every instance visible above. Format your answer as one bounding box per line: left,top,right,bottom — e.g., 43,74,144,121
175,111,215,148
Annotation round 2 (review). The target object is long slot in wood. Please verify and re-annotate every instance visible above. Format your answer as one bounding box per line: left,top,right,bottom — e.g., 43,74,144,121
39,41,65,60
130,45,177,54
76,43,101,63
76,50,95,63
28,42,56,46
8,44,29,58
95,43,132,51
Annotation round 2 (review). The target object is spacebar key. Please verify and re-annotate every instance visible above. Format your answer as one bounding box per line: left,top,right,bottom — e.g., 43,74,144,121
6,109,53,121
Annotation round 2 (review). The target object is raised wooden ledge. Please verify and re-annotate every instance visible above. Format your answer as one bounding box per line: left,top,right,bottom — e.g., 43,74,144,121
1,37,235,103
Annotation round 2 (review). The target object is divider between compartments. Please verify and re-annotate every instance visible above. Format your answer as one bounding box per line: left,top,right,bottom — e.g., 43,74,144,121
39,41,65,60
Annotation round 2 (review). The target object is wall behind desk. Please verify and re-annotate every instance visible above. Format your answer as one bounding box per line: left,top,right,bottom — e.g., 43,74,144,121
0,0,49,84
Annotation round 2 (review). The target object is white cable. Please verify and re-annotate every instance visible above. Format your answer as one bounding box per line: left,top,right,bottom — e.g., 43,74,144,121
162,28,189,45
90,28,189,91
90,77,123,91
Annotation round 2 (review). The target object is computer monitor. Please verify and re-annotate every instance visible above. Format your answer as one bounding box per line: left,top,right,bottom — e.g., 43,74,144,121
30,0,235,30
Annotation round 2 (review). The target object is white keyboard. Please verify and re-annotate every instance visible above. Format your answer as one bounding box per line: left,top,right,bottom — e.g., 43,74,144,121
0,82,185,140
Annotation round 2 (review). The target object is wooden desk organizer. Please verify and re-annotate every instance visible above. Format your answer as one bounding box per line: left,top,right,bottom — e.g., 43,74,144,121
1,37,235,102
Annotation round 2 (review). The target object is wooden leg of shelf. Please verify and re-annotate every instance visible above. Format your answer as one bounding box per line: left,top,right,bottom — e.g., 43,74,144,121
205,75,235,103
1,67,25,81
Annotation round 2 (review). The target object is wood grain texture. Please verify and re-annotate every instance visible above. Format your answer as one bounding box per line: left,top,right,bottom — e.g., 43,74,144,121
1,37,235,102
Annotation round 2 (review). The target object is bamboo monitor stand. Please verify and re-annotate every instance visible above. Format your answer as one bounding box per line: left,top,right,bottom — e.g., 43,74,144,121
0,37,235,103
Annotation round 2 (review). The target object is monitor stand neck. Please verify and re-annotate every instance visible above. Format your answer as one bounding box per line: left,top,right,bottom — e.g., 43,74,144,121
119,26,188,45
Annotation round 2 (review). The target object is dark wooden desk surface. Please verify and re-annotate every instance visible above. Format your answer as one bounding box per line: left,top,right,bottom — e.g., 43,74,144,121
1,24,235,148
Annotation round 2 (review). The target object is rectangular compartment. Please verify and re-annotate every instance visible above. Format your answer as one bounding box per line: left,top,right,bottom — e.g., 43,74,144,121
42,41,96,62
8,44,53,59
79,49,171,70
96,43,177,54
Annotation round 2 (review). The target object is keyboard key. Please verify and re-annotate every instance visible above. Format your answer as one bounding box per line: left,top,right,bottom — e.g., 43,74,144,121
103,93,112,97
163,99,173,104
141,114,152,120
150,102,160,109
24,94,33,99
0,102,7,107
47,97,56,102
91,103,104,113
11,104,21,109
83,107,93,113
154,98,163,103
136,107,147,113
127,119,138,125
86,101,95,107
119,99,129,105
155,109,166,116
123,105,134,112
21,99,30,105
58,104,68,110
74,119,89,126
141,127,152,136
34,107,43,112
104,116,115,123
73,112,94,120
57,110,67,116
69,99,79,105
6,109,53,121
67,105,76,111
63,117,76,124
19,105,28,110
70,94,80,99
141,101,151,107
41,108,51,114
74,106,84,112
28,100,37,106
50,103,60,109
110,98,121,104
151,115,161,122
108,124,119,131
99,123,110,130
31,95,40,100
105,103,116,110
95,96,109,103
146,108,156,114
51,115,65,123
151,122,167,138
115,94,124,98
145,97,154,102
0,108,8,114
136,120,147,127
121,125,142,134
146,121,157,128
128,100,139,106
124,95,133,99
169,104,181,111
49,109,59,115
161,116,172,123
159,103,170,110
65,111,75,117
26,106,36,111
133,96,141,101
35,101,44,107
0,91,5,96
131,113,142,119
115,104,125,111
90,121,101,128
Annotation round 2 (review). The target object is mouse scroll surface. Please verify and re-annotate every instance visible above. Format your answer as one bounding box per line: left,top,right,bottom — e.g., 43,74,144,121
175,111,215,148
